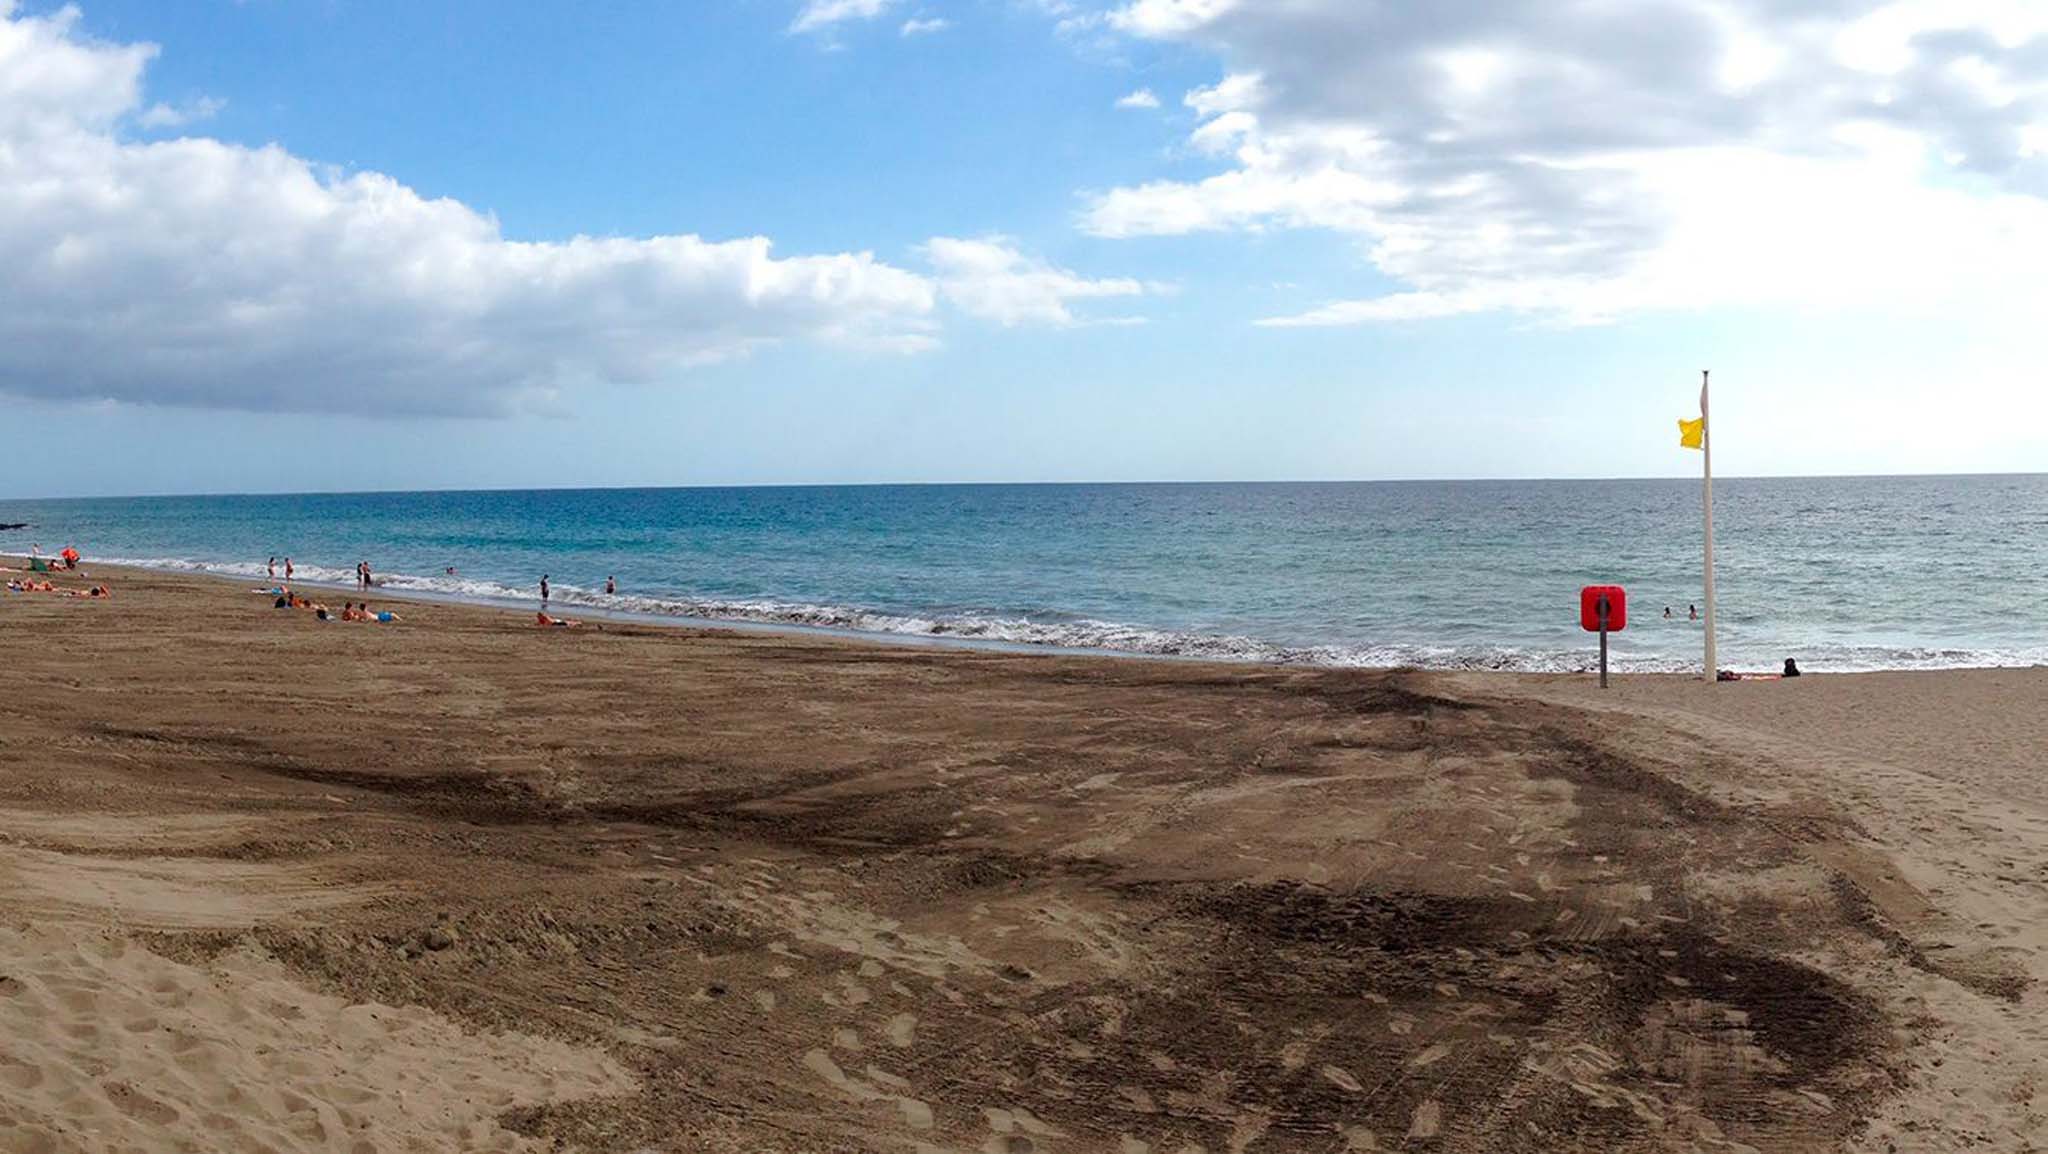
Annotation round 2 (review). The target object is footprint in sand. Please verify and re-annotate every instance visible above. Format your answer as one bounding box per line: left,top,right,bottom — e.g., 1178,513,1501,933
1407,1042,1454,1069
102,1080,180,1125
1321,1065,1362,1093
1342,1126,1380,1150
1407,1100,1442,1140
886,1013,917,1048
897,1096,934,1130
1117,1086,1158,1113
802,1050,933,1132
828,974,873,1007
0,1058,44,1090
982,1105,1063,1154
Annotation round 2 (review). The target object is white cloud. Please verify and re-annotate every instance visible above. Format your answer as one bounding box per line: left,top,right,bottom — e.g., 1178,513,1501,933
0,3,939,416
136,94,225,129
923,236,1147,327
899,16,950,36
790,0,900,35
1115,87,1160,109
1086,0,2048,327
1107,0,1236,38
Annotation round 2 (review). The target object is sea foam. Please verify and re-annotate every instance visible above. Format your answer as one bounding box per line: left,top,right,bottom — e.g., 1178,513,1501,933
98,554,2048,675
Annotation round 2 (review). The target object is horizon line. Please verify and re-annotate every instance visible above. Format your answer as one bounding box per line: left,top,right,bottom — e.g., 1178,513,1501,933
6,470,2045,503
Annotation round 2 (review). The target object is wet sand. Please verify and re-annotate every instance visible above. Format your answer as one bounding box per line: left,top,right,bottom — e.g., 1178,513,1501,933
2,561,2044,1151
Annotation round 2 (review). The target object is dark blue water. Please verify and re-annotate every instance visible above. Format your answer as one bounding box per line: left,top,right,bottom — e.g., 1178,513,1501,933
5,476,2044,672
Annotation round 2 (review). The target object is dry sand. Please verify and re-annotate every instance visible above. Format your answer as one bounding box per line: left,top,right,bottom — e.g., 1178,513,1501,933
1,561,2044,1152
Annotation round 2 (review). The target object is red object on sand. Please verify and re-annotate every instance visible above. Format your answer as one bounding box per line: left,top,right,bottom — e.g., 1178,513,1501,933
1579,585,1627,632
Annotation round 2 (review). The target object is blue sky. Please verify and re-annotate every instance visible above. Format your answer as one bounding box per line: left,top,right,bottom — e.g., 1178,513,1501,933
4,0,2047,496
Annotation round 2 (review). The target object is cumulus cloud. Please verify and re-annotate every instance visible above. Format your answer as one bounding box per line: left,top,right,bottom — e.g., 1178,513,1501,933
0,3,939,416
1115,87,1160,109
899,16,950,37
789,0,900,35
923,236,1147,326
135,94,224,129
1084,0,2048,326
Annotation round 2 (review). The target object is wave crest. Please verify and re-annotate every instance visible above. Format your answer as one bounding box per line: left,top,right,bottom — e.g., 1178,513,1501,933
98,555,2048,674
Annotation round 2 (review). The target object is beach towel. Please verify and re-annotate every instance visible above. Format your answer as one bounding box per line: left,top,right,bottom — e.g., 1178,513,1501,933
28,556,53,573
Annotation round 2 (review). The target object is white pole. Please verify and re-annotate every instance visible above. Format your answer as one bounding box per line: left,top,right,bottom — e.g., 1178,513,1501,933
1701,369,1717,681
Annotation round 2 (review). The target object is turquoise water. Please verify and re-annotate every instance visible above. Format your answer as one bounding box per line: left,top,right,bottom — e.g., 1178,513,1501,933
5,476,2045,672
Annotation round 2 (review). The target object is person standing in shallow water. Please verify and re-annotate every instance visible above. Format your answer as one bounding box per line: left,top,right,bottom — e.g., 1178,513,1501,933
267,556,276,580
605,576,616,596
284,557,293,582
540,574,550,604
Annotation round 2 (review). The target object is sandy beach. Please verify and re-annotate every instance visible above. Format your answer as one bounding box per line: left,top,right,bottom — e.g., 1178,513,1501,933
2,561,2044,1152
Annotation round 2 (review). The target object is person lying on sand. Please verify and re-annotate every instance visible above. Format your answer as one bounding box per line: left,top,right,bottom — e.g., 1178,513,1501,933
537,611,584,629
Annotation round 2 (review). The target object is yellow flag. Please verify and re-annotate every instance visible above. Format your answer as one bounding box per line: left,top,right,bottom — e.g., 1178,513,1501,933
1678,416,1705,450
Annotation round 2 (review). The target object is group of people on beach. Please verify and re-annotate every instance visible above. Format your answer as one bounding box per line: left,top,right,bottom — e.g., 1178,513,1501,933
8,576,109,598
8,546,105,598
530,573,618,629
540,573,619,603
246,557,620,631
269,587,398,624
258,552,393,622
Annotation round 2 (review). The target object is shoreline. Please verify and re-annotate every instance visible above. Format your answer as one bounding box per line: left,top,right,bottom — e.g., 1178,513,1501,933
17,552,2043,676
13,554,1248,668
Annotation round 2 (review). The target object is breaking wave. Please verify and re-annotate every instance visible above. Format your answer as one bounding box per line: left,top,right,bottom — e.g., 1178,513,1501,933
99,555,2048,675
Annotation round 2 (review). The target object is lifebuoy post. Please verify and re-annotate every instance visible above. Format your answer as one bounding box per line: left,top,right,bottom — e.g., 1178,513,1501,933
1579,585,1627,688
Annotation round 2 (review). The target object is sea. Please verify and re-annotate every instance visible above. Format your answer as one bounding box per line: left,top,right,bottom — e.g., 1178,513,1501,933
5,476,2045,673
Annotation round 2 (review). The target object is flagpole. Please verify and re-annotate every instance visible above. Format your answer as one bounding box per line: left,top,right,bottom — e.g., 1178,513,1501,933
1701,369,1717,681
